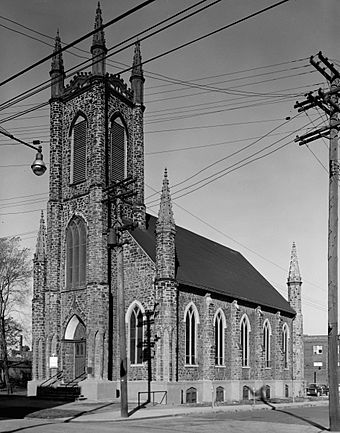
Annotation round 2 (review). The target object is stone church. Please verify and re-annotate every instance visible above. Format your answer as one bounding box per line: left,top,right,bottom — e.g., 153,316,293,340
29,5,304,403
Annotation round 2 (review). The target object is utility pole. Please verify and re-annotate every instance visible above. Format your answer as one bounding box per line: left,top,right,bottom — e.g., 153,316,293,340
107,177,137,418
143,305,159,404
295,52,340,432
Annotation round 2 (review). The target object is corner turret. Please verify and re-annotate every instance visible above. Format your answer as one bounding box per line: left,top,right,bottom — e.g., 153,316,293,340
32,211,47,381
288,241,302,312
287,242,304,397
155,170,178,382
156,169,176,279
34,211,47,263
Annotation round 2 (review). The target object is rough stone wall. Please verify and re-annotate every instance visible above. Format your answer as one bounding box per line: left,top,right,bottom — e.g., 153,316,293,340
176,291,294,385
154,278,178,382
288,281,304,390
110,233,156,381
107,88,145,227
32,257,46,380
131,105,145,227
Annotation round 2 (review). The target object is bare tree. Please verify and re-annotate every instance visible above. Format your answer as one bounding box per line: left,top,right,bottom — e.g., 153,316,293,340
0,237,31,386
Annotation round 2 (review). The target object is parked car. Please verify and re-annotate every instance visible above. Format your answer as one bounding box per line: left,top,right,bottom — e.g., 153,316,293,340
307,383,329,396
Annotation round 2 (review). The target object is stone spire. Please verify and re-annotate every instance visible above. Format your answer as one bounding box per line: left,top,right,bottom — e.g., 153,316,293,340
50,30,64,98
131,40,143,78
156,169,175,231
287,242,304,397
130,41,145,105
91,2,107,76
155,169,176,280
35,211,46,262
288,242,302,284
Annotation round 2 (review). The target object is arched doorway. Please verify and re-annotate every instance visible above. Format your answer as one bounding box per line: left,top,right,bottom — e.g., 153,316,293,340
64,315,86,379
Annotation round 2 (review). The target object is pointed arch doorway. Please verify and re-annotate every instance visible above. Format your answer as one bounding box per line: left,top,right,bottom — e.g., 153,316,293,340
64,315,86,378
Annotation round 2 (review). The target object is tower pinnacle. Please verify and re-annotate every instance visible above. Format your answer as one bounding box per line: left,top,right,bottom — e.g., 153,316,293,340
131,40,143,78
157,168,175,230
35,211,46,262
91,2,107,76
288,242,302,284
130,41,145,105
50,30,64,98
51,30,63,72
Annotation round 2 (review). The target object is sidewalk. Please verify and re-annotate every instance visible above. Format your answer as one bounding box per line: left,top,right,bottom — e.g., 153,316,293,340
26,397,329,426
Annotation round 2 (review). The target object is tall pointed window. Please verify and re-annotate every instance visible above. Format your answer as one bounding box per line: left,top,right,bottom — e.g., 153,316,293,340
110,117,127,184
240,314,250,367
263,320,271,368
66,217,87,289
129,304,144,365
214,309,225,366
70,115,87,184
282,323,289,368
185,303,199,365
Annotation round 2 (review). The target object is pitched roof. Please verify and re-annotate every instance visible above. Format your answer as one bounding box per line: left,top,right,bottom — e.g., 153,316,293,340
132,214,295,316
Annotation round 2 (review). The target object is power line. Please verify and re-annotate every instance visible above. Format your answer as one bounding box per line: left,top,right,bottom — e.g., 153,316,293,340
1,0,290,114
146,81,325,105
146,115,325,205
146,116,299,202
145,183,328,297
146,60,310,90
0,192,48,202
0,208,43,216
0,0,157,88
120,0,292,79
0,0,219,114
145,130,301,155
146,67,315,98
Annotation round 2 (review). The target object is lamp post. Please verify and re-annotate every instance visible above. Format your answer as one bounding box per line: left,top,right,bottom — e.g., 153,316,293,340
0,129,47,176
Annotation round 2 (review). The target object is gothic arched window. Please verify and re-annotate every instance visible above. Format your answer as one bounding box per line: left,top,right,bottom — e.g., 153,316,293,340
240,314,250,367
66,217,87,289
70,115,87,184
282,323,289,368
263,320,271,368
129,304,144,365
214,309,225,366
184,303,199,365
109,116,127,184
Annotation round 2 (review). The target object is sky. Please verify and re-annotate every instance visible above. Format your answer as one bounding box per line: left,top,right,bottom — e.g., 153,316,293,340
0,0,339,337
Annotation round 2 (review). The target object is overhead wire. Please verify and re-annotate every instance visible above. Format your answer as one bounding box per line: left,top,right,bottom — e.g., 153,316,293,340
0,0,158,88
0,0,220,114
145,183,328,298
0,0,290,119
146,114,326,205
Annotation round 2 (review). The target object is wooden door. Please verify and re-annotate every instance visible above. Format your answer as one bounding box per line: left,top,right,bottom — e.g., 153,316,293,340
74,341,86,378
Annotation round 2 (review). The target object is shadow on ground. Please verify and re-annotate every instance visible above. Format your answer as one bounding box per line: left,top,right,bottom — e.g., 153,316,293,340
0,395,76,420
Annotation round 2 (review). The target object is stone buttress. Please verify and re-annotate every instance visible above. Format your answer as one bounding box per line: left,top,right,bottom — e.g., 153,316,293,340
287,242,304,396
155,170,178,382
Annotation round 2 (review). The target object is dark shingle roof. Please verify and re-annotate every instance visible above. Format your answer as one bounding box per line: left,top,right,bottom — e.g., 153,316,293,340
132,214,295,316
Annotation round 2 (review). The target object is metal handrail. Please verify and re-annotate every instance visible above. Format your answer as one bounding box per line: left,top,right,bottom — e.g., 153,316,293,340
138,390,167,407
63,371,86,388
39,370,63,387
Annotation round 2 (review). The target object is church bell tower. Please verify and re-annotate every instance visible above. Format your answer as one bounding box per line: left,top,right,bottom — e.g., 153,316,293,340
30,3,145,399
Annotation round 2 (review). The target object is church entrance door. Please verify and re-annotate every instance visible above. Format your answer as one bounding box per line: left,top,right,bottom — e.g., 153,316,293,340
64,315,86,380
74,340,86,378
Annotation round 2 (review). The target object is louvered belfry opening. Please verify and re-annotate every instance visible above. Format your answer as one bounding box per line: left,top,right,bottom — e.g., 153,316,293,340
110,118,125,184
72,118,87,184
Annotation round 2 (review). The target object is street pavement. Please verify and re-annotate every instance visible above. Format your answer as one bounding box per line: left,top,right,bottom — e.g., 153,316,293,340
0,393,333,432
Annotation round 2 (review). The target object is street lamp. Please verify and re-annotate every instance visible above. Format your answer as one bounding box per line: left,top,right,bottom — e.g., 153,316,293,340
31,143,47,176
0,129,47,176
